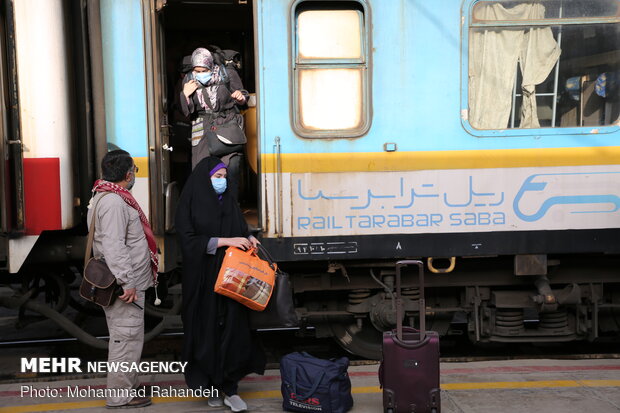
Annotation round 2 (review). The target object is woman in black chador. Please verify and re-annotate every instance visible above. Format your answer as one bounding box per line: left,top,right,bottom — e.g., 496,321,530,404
175,156,264,412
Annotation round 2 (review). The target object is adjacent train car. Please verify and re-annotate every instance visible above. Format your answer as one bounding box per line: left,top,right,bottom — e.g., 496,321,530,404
252,0,620,357
0,0,618,359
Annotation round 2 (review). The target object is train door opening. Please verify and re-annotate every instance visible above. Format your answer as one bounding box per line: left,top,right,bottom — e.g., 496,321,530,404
0,0,23,237
157,0,258,231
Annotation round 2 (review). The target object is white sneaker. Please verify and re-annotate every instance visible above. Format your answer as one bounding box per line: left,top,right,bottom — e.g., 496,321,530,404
208,393,224,407
224,395,247,412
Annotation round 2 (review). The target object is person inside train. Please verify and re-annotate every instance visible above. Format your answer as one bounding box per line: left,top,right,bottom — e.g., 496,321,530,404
180,47,248,192
174,156,264,412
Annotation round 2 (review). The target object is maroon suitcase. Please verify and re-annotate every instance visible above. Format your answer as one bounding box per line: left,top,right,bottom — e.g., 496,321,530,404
379,260,440,413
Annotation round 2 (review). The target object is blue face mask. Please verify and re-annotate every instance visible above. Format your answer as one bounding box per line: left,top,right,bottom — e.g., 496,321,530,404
127,173,135,191
194,71,212,85
211,177,227,194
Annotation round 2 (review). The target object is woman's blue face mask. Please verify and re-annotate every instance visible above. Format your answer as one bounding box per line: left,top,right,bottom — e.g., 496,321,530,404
194,71,212,85
211,177,227,194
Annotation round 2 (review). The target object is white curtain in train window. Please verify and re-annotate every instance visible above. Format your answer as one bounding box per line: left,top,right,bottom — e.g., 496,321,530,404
469,3,561,129
299,69,362,130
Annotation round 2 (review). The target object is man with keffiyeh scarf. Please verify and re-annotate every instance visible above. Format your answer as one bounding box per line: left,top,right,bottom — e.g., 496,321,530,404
87,149,158,409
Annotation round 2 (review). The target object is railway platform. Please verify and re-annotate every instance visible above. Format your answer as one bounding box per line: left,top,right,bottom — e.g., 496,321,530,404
1,358,619,412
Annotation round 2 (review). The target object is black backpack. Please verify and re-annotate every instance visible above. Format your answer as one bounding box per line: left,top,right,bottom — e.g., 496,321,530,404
208,45,242,73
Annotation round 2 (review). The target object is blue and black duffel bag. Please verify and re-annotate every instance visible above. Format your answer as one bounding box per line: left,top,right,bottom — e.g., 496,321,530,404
280,352,353,413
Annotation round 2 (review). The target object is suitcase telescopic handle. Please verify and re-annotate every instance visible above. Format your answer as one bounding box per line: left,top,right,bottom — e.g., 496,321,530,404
395,260,425,342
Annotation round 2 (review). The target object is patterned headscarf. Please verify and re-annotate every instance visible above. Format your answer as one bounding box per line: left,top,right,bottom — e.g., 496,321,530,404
191,47,214,70
190,47,225,110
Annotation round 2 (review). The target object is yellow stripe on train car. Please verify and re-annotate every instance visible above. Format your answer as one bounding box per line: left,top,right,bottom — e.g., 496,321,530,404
260,146,620,173
133,157,149,178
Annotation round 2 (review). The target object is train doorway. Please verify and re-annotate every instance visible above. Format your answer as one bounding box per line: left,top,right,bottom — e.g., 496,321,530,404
148,0,259,239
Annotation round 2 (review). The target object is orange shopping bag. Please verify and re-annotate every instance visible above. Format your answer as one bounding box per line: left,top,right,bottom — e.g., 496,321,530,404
214,247,277,311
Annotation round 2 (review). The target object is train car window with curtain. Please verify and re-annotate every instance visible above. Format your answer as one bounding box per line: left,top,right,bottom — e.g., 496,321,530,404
293,1,370,137
467,0,620,130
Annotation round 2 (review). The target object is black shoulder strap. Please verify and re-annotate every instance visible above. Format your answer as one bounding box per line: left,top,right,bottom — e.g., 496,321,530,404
220,66,232,92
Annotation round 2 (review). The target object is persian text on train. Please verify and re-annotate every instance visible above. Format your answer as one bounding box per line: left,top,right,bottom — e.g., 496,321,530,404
20,357,187,374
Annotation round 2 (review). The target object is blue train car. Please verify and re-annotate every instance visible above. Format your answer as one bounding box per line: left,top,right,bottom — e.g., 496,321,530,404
99,0,620,358
255,0,619,256
1,0,618,357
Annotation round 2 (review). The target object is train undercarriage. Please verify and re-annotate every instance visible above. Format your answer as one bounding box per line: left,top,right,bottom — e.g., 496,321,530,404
1,244,618,360
290,254,620,359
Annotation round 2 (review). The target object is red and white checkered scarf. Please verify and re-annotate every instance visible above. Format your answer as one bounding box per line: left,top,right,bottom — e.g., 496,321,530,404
92,179,159,284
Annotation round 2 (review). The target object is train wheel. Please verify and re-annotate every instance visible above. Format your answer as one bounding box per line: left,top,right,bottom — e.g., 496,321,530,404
329,319,383,360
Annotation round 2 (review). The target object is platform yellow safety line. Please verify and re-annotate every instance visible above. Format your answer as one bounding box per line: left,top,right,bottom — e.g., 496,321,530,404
1,381,619,412
0,390,282,413
352,380,620,393
441,379,620,390
581,379,620,387
0,399,106,413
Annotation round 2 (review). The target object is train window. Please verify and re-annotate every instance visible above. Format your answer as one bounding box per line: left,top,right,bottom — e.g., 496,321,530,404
292,2,370,137
298,10,362,59
467,0,620,130
299,68,362,130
